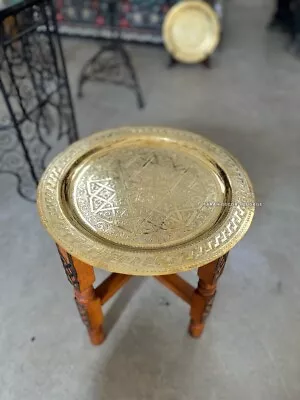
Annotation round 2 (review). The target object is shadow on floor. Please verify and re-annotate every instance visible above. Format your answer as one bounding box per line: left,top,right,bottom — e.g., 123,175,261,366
103,277,145,335
92,313,199,400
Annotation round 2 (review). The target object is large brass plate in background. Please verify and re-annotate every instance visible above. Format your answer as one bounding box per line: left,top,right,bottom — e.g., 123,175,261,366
37,127,255,276
163,0,221,63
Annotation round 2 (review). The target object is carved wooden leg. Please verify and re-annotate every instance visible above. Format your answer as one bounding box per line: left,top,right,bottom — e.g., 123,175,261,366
189,253,228,338
57,246,105,345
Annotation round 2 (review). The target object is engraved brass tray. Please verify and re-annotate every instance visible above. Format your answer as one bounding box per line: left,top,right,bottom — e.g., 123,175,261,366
37,127,255,275
163,0,220,63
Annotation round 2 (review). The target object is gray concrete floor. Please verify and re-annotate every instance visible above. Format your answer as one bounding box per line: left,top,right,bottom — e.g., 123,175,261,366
1,1,300,399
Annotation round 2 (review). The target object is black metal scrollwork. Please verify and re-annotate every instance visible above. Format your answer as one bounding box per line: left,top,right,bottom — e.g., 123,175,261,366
0,0,78,201
77,0,145,109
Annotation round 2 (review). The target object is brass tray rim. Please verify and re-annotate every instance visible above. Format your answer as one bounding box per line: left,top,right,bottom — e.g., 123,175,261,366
37,126,255,276
162,0,221,64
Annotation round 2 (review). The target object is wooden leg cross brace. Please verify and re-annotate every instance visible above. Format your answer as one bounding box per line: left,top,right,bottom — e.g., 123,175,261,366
57,245,228,345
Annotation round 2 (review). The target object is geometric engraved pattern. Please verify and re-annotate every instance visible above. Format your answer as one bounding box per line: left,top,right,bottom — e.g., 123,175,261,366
37,127,255,275
75,147,221,248
87,179,117,216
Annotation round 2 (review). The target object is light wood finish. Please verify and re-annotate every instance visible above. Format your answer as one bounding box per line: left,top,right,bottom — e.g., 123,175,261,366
56,246,228,345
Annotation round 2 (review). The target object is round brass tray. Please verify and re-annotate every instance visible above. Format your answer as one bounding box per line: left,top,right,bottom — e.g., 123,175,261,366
163,0,221,64
37,127,255,275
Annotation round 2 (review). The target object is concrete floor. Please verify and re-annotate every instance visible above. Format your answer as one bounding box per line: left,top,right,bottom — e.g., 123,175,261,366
1,1,300,399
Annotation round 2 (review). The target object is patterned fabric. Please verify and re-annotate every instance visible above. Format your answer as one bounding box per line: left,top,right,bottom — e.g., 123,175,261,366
55,0,176,41
55,0,224,42
56,1,173,28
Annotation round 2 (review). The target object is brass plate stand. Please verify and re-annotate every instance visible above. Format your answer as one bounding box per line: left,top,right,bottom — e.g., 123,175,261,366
163,0,221,64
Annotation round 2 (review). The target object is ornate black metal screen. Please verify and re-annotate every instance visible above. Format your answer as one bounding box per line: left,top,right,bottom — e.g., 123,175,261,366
0,0,78,201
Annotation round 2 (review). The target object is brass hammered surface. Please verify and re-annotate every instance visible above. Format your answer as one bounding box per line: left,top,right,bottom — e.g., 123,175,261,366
163,0,221,64
37,126,255,275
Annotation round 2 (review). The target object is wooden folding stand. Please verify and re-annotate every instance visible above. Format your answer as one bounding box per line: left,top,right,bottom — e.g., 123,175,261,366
57,245,228,345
